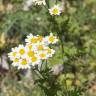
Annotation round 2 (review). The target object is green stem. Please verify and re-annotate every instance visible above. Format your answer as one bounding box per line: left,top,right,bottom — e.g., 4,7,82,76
45,0,49,8
55,0,58,4
40,60,44,71
45,60,48,70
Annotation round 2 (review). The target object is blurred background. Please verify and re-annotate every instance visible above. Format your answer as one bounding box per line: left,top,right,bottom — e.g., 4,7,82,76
0,0,96,96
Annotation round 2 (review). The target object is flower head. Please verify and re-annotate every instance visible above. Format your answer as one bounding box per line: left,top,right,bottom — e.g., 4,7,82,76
45,48,55,57
29,55,41,66
17,45,27,57
39,51,48,60
45,33,58,44
49,5,62,16
18,58,31,69
8,47,19,60
25,34,38,44
32,0,46,5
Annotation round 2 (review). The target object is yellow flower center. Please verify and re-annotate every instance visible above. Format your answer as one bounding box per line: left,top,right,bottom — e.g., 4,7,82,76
12,52,17,57
14,58,19,62
19,49,25,55
31,38,37,43
49,36,55,42
37,36,43,41
52,8,59,15
37,45,44,51
31,56,37,62
40,53,46,58
21,59,27,65
27,51,35,57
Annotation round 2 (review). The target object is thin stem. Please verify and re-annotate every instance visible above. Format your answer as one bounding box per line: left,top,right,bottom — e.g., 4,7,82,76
45,0,49,8
55,0,58,4
40,60,44,71
45,60,48,70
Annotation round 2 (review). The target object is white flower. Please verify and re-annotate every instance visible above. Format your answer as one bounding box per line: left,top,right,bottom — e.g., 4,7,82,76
25,43,33,50
12,58,20,67
25,34,38,44
34,43,47,52
25,34,46,45
45,33,58,44
45,48,55,57
8,47,19,60
25,47,35,58
23,0,46,11
29,54,41,66
38,51,48,60
32,0,46,5
17,45,27,57
49,5,62,16
17,58,31,69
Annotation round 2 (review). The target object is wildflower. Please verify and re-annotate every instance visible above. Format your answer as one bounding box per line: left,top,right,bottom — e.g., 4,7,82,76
8,47,19,60
26,43,33,50
8,33,58,69
29,55,41,66
25,34,38,44
39,51,48,60
23,0,46,11
12,58,19,67
45,33,58,44
49,5,62,16
45,48,55,57
18,58,30,69
32,0,46,5
17,45,26,57
37,35,43,42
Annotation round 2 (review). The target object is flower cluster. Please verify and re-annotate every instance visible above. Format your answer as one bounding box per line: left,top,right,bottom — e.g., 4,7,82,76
8,33,58,69
23,0,62,16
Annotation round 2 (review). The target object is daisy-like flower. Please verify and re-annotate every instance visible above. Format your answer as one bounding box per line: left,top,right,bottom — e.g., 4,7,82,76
26,43,33,50
37,35,43,42
25,34,38,44
29,55,41,66
32,0,46,5
8,47,19,60
45,48,55,57
49,5,62,16
45,33,58,44
18,58,30,69
38,51,48,60
17,45,26,57
35,43,47,52
12,58,20,67
26,48,35,58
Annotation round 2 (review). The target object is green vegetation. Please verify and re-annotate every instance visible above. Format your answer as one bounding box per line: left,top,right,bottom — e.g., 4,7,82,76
0,0,96,96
